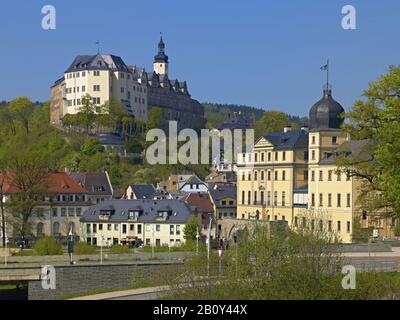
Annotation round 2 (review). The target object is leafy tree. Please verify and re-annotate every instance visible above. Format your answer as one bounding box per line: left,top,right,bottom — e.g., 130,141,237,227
7,97,35,134
81,137,104,156
184,216,200,241
147,107,163,131
336,65,400,218
78,94,97,134
253,110,299,139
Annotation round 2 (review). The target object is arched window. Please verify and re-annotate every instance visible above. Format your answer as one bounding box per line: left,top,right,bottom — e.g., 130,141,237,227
53,222,60,235
37,223,44,236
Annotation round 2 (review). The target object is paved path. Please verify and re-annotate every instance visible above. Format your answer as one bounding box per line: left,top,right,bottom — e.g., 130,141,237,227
69,286,171,300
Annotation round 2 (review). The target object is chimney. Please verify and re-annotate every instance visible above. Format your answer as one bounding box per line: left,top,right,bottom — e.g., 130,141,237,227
284,126,292,133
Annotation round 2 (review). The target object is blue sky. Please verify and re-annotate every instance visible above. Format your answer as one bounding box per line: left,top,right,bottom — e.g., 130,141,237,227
0,0,399,116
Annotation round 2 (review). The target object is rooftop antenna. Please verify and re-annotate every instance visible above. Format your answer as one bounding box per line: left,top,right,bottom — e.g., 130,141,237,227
96,40,101,54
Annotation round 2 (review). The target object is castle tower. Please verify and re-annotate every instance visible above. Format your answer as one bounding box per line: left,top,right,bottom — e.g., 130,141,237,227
154,34,169,76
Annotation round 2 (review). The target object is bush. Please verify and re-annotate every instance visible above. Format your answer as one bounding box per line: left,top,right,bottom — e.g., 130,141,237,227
33,237,63,256
74,242,97,255
110,245,131,254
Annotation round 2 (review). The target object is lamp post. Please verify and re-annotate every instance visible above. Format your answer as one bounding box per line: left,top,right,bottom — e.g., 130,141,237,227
68,228,75,265
100,231,104,265
207,213,213,278
196,226,200,256
152,226,155,259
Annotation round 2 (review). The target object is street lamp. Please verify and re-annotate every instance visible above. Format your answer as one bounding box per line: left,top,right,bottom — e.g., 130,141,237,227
207,213,213,278
196,226,200,256
68,228,75,265
152,226,155,259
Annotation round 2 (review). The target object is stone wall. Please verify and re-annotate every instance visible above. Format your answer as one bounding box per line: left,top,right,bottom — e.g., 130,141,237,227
27,261,182,300
148,86,205,131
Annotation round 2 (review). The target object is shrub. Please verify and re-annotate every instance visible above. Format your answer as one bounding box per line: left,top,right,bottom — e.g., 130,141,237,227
74,242,97,255
110,245,131,254
33,237,63,256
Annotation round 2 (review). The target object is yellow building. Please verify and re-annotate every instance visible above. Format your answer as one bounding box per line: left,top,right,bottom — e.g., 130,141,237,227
80,199,193,247
236,86,369,243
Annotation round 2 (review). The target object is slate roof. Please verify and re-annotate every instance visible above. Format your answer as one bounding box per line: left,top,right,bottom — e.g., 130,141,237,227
94,133,125,146
65,54,130,73
80,199,192,223
320,139,375,164
262,130,309,150
69,172,113,196
209,186,237,202
129,185,157,199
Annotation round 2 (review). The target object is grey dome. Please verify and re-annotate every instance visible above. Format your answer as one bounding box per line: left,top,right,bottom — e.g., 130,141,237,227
309,88,345,130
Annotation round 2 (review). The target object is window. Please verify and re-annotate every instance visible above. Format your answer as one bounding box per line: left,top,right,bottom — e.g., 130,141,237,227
274,152,278,161
261,171,265,181
114,224,119,231
254,153,258,162
156,225,161,232
254,171,258,181
68,208,74,217
267,171,271,181
347,221,351,233
248,191,251,205
346,173,351,181
93,85,100,91
319,170,323,181
347,194,351,207
82,86,86,92
107,224,112,231
311,171,315,181
121,87,125,93
328,194,332,207
311,150,315,161
294,216,298,227
337,221,341,233
328,220,332,232
304,170,309,181
242,191,245,205
122,224,127,234
275,171,278,181
52,208,58,217
176,225,181,236
311,194,315,207
304,151,309,161
261,153,265,162
94,70,100,76
319,193,323,207
337,194,341,207
93,224,97,234
138,225,142,234
130,224,134,231
53,222,60,235
170,225,174,235
260,191,264,205
242,172,245,181
312,136,316,145
268,152,271,162
337,172,341,181
61,208,66,217
328,170,333,181
282,152,286,161
267,191,271,206
248,172,251,180
254,191,257,204
332,136,337,145
282,171,286,181
282,192,286,207
274,191,278,206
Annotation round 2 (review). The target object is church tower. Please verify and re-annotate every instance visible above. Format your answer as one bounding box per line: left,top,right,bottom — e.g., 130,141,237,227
154,35,169,76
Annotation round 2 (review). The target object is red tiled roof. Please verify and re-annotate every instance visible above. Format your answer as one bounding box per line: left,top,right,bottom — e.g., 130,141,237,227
181,193,214,214
0,172,87,194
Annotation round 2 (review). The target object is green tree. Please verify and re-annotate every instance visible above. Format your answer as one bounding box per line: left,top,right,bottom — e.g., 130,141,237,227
81,137,104,156
7,97,35,135
146,107,163,131
78,94,97,135
336,65,400,218
183,216,200,241
253,110,299,139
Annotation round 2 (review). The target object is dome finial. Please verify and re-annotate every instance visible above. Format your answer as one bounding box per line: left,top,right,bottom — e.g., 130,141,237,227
320,59,330,91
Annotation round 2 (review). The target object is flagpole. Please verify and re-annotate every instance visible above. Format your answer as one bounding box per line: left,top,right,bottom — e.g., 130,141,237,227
327,59,329,90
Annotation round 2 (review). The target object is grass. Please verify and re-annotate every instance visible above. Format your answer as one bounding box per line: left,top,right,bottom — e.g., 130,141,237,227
0,285,17,292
